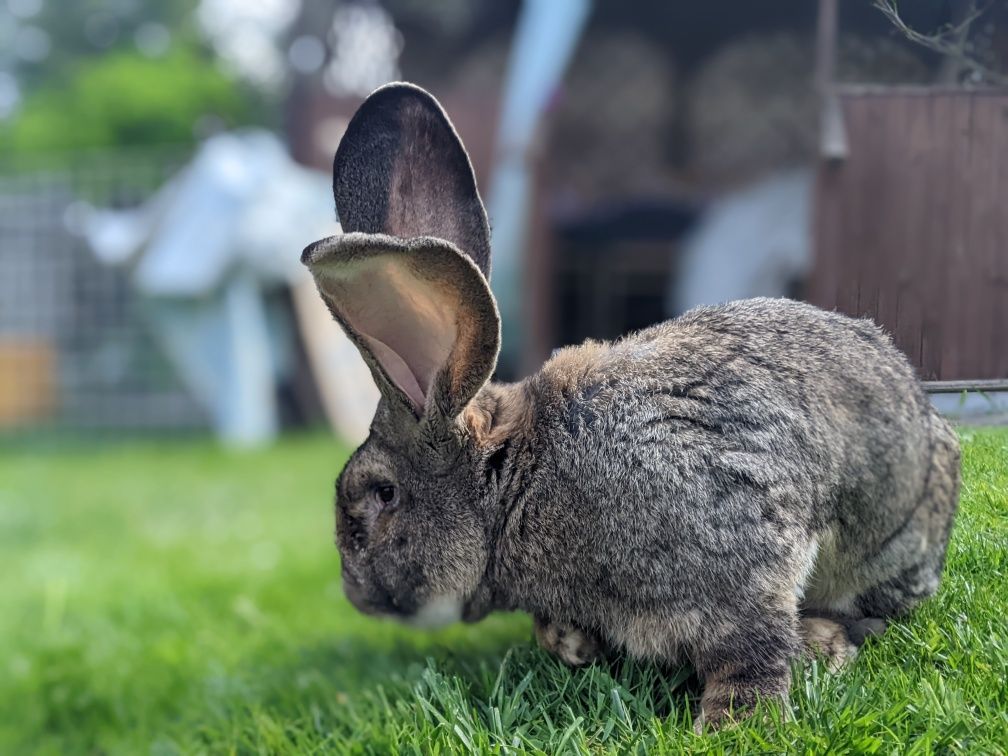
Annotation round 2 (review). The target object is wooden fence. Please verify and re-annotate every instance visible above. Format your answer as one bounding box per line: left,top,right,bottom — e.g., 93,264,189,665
808,87,1008,381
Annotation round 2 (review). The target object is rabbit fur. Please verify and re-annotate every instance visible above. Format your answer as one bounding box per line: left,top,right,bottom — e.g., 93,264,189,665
302,83,960,729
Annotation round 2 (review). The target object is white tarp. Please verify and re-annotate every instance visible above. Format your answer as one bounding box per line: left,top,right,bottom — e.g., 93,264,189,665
670,169,813,315
83,130,378,445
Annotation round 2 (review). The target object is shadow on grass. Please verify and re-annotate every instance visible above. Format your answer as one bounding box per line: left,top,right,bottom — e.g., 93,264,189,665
218,621,700,750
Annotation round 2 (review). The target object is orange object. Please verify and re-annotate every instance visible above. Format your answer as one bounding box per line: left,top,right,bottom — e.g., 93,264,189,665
0,339,57,428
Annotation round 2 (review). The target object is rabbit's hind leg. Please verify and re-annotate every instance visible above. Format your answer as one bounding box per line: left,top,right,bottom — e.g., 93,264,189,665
852,415,961,620
804,412,960,629
799,613,887,671
799,616,857,671
533,616,602,667
853,560,947,619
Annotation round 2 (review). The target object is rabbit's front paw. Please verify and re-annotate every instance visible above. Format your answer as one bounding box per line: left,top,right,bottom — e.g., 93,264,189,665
695,664,791,733
534,616,601,667
695,616,797,733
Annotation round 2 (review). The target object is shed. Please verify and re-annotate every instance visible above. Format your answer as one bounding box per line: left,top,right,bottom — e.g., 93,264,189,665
808,0,1008,383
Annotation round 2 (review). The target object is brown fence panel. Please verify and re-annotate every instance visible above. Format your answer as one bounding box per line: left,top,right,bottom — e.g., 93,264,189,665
809,87,1008,381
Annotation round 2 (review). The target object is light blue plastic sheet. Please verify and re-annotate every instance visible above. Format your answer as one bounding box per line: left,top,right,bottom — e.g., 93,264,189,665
487,0,591,374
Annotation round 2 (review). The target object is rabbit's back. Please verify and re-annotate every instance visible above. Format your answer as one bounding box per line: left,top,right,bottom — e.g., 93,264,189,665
539,296,935,523
518,297,956,631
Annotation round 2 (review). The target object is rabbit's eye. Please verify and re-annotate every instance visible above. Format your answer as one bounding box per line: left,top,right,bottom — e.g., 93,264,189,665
374,484,397,506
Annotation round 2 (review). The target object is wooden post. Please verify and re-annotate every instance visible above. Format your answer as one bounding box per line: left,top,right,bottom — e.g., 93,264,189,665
815,0,838,95
816,0,847,159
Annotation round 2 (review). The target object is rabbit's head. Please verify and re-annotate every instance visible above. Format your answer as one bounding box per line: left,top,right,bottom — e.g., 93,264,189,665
302,84,504,627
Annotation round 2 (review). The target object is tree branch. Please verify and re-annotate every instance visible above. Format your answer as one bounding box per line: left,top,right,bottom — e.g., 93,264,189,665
872,0,1007,85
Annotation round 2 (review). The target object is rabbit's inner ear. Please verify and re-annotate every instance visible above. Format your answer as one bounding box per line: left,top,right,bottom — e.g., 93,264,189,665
315,255,458,415
304,232,501,421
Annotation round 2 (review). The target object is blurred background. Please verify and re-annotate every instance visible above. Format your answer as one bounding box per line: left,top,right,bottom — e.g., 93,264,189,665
2,0,1007,448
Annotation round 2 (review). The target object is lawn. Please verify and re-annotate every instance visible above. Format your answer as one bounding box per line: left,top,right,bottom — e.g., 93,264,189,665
1,429,1006,754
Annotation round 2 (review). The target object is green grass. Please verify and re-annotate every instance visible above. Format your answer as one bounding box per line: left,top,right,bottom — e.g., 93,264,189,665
1,429,1006,754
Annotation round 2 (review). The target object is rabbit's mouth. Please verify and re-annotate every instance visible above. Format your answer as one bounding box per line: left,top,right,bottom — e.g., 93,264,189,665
341,568,420,619
341,569,394,616
342,569,465,628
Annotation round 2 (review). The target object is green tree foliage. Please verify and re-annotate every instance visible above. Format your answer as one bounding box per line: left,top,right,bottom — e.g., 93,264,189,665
1,0,267,158
4,47,255,154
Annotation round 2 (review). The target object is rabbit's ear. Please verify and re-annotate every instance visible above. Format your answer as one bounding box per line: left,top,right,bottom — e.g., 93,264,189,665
333,82,492,279
302,233,500,419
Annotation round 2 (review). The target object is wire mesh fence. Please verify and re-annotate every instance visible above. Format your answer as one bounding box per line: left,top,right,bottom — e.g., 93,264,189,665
0,150,209,440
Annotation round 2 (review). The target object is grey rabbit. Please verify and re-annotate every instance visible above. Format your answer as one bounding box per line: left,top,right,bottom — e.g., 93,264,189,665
301,82,960,729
